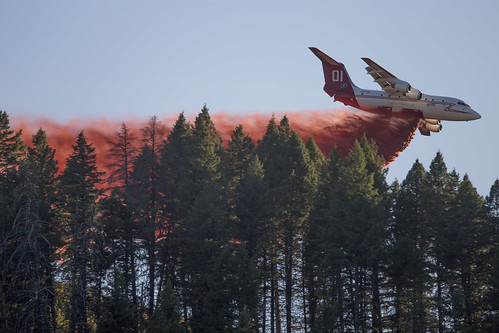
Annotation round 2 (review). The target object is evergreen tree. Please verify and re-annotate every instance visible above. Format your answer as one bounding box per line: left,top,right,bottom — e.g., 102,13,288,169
7,160,52,331
235,154,272,327
484,180,499,331
305,137,325,173
424,151,452,332
450,174,489,330
235,155,271,257
176,105,224,214
0,110,25,173
130,115,166,316
58,131,104,332
226,125,255,200
0,110,26,332
307,139,387,332
26,129,59,331
257,116,315,333
359,136,388,333
106,123,137,188
98,189,140,331
147,280,181,333
305,148,344,332
390,159,431,332
176,106,229,332
337,140,385,332
103,122,140,327
158,112,192,287
96,269,136,333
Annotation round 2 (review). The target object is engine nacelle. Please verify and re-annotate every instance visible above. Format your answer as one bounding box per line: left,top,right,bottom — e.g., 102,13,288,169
394,80,411,93
424,121,442,132
405,87,422,100
425,119,441,125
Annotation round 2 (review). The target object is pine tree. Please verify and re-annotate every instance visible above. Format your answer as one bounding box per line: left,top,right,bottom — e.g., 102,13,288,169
226,125,255,199
235,155,271,257
158,112,192,287
176,106,228,332
0,110,26,251
58,131,104,333
304,148,344,332
96,269,136,333
26,129,59,331
176,105,224,213
8,160,51,331
147,280,182,333
484,180,499,331
390,159,431,332
451,174,489,330
101,123,141,328
0,110,26,332
0,110,25,173
98,189,139,330
424,151,451,332
257,116,316,333
359,136,388,333
106,123,137,188
307,139,387,332
235,154,272,327
129,115,166,316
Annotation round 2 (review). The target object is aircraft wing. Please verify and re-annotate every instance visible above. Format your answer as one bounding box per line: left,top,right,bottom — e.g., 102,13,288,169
362,57,414,96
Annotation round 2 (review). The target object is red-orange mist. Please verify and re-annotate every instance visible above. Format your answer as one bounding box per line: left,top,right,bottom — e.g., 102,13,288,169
12,109,419,173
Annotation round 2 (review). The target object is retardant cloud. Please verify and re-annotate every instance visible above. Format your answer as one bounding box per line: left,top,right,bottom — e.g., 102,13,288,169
13,108,419,172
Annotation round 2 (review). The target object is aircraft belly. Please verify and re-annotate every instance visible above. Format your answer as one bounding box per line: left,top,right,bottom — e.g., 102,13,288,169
357,97,407,113
357,97,388,112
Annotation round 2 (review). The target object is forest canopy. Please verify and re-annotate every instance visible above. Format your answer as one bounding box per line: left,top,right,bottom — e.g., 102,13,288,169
0,107,497,332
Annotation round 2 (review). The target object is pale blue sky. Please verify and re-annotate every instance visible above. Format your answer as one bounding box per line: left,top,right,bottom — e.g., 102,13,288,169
1,0,498,195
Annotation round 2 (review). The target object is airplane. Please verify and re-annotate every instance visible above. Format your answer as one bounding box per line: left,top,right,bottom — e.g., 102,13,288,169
309,47,481,135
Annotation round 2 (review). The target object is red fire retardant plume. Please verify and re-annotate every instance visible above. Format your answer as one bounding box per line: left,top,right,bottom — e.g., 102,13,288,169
13,109,419,172
212,109,420,166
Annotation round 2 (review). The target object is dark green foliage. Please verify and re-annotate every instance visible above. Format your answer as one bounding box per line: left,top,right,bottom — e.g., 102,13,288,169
256,115,316,333
0,109,496,332
390,159,431,332
306,138,388,332
58,131,104,332
130,115,167,317
235,155,271,257
97,270,137,333
147,280,182,333
484,180,499,331
0,112,26,324
0,110,25,173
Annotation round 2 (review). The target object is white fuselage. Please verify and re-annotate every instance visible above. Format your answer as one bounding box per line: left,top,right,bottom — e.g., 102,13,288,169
352,87,481,121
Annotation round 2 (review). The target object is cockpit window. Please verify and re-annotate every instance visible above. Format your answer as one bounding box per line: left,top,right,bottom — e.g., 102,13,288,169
457,100,470,107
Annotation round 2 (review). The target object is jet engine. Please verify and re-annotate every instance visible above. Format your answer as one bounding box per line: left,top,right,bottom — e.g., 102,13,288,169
394,80,411,93
405,87,422,100
421,119,442,132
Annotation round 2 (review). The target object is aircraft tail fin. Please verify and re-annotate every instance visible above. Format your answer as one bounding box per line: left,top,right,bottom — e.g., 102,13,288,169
309,47,358,107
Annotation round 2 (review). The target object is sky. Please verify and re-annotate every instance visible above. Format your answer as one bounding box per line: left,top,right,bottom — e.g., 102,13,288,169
1,0,498,195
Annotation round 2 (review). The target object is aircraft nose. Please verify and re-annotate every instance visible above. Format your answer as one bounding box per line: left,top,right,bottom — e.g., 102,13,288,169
470,109,481,120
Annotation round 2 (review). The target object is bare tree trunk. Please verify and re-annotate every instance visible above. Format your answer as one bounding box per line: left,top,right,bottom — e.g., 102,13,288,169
275,277,282,333
371,265,382,333
271,261,275,333
262,252,268,333
353,268,360,333
284,233,293,333
436,271,443,333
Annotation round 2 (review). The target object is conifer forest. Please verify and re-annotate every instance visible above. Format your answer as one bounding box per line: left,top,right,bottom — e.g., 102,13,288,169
1,107,497,332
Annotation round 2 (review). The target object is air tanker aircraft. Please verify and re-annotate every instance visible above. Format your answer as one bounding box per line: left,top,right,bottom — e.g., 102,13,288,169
309,47,481,135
